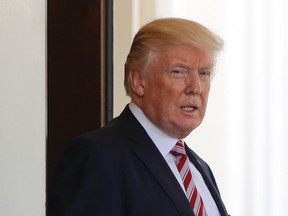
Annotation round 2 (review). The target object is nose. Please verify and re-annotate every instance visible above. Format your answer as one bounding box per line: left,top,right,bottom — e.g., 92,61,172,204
184,72,202,95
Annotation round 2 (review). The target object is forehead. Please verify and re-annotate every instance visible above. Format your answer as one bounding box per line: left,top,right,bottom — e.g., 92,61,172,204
156,45,214,68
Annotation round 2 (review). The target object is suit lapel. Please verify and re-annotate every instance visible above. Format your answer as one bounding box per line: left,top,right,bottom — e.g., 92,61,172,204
185,145,228,216
133,140,196,216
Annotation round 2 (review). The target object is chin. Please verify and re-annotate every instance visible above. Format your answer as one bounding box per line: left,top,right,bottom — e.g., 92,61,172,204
176,126,195,137
181,121,199,130
176,131,192,139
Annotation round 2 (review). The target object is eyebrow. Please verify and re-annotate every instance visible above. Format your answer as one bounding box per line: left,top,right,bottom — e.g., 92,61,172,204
168,62,214,70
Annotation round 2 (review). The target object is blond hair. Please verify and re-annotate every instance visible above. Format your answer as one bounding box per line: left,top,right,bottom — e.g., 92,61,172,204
124,17,224,96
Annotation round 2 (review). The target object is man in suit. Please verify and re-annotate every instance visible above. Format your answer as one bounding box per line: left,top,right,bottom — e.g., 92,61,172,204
48,18,229,216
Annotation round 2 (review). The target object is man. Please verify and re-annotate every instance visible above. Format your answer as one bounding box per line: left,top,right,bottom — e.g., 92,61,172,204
48,18,229,216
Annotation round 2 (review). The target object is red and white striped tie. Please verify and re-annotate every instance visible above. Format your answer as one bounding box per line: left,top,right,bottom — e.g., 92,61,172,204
170,141,207,216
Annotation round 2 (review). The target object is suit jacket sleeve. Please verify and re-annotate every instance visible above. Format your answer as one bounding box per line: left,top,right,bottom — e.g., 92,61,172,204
47,134,129,216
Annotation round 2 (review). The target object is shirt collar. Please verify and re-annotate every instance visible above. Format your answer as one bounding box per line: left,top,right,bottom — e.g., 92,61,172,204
129,102,178,157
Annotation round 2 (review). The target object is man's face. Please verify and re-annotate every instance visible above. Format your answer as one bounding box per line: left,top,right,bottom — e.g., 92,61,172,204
138,45,213,138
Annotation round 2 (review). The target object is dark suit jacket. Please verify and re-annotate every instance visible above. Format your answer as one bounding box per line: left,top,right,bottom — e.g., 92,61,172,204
48,105,229,216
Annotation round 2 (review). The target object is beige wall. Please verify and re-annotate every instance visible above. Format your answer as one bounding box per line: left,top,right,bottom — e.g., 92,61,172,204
113,0,132,116
0,0,46,215
113,0,158,116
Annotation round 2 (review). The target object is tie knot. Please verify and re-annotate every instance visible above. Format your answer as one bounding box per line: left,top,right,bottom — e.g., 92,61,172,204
170,141,186,157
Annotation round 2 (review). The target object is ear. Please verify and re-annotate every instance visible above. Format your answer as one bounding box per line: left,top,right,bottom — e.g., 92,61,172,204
129,70,145,96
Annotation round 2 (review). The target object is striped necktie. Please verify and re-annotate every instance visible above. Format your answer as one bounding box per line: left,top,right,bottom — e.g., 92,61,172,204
170,141,207,216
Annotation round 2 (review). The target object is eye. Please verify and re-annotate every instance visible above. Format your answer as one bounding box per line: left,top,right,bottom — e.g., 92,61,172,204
168,68,187,78
199,71,211,80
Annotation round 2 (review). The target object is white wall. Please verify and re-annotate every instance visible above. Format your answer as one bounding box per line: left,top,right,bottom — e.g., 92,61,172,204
0,0,46,215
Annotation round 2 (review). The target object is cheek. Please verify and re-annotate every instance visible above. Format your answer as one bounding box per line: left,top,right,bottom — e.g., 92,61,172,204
145,77,173,97
203,83,210,97
202,88,210,109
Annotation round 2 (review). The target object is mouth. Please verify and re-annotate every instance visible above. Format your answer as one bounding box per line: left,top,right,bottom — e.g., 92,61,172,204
180,105,198,112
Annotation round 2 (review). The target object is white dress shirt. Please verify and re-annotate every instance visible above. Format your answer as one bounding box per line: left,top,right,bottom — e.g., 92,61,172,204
129,102,220,216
